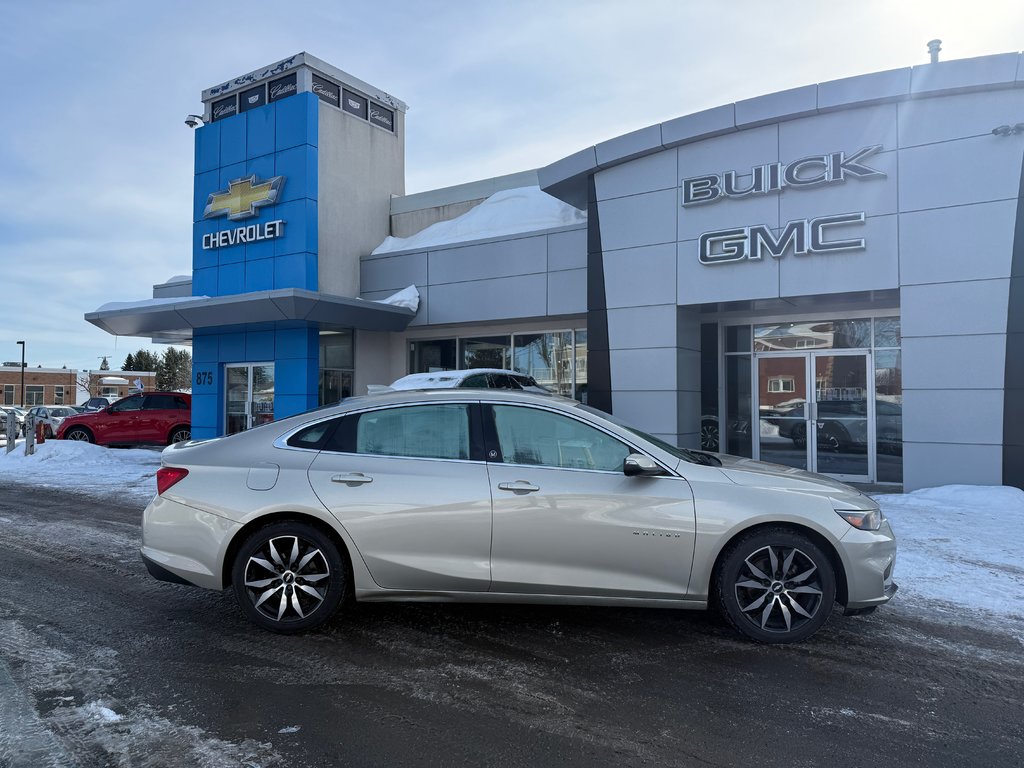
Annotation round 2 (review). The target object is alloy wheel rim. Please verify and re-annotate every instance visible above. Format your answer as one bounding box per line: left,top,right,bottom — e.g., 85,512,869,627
734,545,824,634
68,430,89,441
243,535,331,623
171,429,190,443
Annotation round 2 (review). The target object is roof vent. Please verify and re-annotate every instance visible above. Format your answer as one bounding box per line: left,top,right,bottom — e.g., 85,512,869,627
927,39,942,64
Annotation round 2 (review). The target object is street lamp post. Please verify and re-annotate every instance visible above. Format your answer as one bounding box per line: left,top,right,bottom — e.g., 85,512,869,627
16,341,25,408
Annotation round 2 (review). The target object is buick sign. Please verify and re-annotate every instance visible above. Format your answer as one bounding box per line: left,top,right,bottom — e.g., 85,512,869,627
682,146,885,207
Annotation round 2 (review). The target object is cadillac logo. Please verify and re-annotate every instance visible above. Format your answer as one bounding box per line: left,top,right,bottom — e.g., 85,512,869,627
203,175,284,221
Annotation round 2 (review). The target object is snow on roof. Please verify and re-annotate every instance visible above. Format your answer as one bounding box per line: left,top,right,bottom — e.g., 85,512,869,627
371,186,586,255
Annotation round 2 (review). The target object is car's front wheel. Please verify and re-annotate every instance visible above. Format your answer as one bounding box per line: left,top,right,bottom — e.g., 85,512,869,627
231,521,348,633
65,427,94,443
715,528,836,644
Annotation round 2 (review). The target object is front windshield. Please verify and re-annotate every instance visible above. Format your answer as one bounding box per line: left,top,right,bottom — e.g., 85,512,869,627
577,404,721,466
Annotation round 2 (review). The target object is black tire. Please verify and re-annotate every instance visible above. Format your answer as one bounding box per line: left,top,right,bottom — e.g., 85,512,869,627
44,425,54,439
790,423,806,449
817,424,847,452
231,521,348,633
700,421,719,452
168,425,191,444
65,427,94,443
714,527,836,644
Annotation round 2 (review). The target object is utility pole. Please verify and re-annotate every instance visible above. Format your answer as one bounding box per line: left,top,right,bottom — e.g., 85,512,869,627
16,341,25,408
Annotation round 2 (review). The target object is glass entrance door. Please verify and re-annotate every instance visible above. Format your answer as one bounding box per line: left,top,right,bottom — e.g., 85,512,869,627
756,352,872,482
225,363,275,435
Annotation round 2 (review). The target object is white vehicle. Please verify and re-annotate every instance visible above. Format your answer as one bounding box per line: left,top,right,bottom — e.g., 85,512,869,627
387,368,549,393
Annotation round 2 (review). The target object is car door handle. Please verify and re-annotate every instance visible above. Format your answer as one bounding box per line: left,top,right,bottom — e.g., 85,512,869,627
497,481,539,493
331,473,373,485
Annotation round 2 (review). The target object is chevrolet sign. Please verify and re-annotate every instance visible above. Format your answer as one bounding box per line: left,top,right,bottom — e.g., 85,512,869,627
202,220,285,250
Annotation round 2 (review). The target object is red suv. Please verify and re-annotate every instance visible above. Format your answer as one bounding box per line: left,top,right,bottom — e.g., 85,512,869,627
57,392,191,446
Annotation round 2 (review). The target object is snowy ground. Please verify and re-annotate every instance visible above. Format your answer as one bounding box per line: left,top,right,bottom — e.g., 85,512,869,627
1,437,1022,638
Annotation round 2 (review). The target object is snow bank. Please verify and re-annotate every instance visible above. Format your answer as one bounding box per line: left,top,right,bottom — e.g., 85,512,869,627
875,485,1024,619
372,186,586,255
0,439,161,504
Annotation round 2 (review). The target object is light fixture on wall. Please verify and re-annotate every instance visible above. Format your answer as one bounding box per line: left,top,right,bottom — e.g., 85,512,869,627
991,124,1024,136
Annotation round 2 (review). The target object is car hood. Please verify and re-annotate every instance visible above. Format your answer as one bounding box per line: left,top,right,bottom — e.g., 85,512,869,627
711,453,868,498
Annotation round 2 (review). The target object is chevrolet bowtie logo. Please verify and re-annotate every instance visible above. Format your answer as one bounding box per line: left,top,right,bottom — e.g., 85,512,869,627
204,175,284,221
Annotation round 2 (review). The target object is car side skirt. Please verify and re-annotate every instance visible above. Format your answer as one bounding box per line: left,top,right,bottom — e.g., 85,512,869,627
354,588,707,610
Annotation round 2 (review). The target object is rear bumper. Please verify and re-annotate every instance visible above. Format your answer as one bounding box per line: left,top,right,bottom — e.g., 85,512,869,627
141,552,199,587
141,495,239,590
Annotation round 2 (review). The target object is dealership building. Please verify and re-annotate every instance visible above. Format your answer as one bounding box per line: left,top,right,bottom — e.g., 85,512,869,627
86,50,1024,490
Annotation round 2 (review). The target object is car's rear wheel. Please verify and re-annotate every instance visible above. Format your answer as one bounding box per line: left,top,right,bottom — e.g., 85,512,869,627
715,528,836,644
168,426,191,444
44,425,53,439
231,521,348,633
65,427,94,443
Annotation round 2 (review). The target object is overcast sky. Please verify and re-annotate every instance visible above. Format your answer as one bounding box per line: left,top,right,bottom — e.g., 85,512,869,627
1,0,1021,372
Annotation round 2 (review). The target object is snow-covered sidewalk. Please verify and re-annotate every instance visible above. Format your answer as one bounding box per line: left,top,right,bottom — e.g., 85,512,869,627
1,439,1022,637
0,438,161,505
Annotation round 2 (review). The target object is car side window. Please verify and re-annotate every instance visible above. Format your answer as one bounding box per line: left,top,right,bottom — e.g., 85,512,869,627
356,404,470,460
143,395,176,410
490,405,631,472
110,396,143,413
174,397,190,410
288,419,340,450
461,374,489,388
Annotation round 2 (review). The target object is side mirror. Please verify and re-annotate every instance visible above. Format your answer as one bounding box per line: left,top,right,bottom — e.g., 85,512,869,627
623,453,665,477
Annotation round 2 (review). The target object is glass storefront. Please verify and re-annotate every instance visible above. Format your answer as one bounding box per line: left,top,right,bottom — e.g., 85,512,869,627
226,363,275,434
319,331,354,405
409,329,588,400
715,316,902,484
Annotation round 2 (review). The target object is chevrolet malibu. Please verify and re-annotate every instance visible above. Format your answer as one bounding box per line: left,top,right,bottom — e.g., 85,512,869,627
142,389,896,643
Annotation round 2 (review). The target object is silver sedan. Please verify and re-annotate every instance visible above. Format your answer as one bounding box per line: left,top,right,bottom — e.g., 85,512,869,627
141,389,897,643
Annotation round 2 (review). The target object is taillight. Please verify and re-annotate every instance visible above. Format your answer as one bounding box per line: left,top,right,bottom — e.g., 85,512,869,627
156,467,189,495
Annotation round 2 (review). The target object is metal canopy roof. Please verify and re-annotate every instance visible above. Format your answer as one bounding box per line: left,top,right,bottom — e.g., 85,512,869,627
85,288,416,338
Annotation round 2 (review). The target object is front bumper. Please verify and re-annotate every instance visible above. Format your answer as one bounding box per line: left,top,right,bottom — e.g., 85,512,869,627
839,518,898,610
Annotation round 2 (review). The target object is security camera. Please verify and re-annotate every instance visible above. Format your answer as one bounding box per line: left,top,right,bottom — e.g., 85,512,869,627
184,114,205,128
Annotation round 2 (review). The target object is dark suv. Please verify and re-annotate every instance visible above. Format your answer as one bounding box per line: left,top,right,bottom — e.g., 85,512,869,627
57,392,191,446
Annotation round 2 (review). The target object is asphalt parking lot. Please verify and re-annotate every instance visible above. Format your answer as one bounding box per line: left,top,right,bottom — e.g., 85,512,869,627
1,483,1022,768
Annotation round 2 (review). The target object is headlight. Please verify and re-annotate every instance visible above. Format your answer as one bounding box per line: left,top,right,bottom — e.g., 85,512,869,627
834,507,882,531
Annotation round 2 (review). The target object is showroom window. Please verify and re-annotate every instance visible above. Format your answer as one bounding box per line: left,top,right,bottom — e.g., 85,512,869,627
408,329,588,401
25,386,43,406
712,316,903,481
873,317,902,483
461,336,511,369
54,386,64,405
3,385,13,405
319,330,354,405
